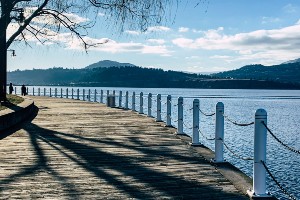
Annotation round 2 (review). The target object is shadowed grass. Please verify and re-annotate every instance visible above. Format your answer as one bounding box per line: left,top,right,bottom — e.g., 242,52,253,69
0,95,24,111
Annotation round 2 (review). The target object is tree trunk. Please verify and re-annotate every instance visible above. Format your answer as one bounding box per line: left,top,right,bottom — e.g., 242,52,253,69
0,2,9,102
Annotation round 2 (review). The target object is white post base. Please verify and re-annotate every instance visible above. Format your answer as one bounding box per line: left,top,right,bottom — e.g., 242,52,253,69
247,189,273,199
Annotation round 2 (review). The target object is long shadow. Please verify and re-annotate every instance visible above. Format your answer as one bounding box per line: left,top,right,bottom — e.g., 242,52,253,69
0,107,80,199
0,104,247,199
48,129,204,164
18,123,246,199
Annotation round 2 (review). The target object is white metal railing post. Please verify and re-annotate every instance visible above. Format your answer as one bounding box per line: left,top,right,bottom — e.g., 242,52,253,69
156,94,162,122
248,109,269,198
177,97,184,134
14,87,17,95
191,99,200,146
213,102,225,163
44,88,46,96
38,88,40,96
60,88,63,98
33,87,35,96
148,93,152,117
119,91,122,108
125,91,129,109
106,90,109,105
132,92,136,111
88,89,91,101
166,95,172,127
77,89,79,100
94,89,97,102
66,88,69,98
83,89,85,101
100,90,103,103
72,89,74,99
139,92,143,114
49,88,52,97
55,88,57,97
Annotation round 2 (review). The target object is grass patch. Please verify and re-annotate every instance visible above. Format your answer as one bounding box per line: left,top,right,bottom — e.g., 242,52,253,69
0,95,24,111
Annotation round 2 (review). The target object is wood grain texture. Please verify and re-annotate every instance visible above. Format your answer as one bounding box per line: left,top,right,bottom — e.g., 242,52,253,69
0,96,249,199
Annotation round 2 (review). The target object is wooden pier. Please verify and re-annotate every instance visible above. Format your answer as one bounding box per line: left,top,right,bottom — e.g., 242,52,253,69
0,96,249,199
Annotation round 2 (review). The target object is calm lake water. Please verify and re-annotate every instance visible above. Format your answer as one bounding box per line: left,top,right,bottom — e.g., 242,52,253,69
19,86,300,200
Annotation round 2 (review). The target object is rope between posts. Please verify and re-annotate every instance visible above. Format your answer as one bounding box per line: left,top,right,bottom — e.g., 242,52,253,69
223,114,254,126
261,161,297,200
183,122,193,130
262,121,300,155
221,139,253,161
198,129,215,141
199,108,216,117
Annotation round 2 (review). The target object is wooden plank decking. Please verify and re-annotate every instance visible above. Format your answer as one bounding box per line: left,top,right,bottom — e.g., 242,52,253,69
0,96,249,199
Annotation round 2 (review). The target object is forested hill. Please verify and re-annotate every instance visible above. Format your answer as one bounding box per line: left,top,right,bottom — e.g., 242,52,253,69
214,62,300,85
8,66,300,89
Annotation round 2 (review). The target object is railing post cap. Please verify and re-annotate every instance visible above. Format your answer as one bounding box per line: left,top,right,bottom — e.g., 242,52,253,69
255,109,267,117
216,102,224,108
178,96,183,100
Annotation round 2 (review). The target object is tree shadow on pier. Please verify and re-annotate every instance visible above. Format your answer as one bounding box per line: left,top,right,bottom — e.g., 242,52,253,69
0,108,247,199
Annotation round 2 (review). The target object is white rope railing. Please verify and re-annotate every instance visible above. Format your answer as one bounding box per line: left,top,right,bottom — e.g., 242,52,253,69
23,87,297,200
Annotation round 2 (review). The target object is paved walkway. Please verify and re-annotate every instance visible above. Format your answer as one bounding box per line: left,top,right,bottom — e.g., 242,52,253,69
0,96,248,199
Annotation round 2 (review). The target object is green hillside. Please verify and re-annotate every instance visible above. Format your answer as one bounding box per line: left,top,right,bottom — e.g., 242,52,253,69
214,62,300,84
8,66,300,89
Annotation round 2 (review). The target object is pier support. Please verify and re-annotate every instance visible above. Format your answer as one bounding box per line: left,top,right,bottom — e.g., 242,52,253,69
139,92,143,114
148,93,152,117
100,90,103,103
94,89,97,102
191,99,201,146
176,97,184,135
132,92,136,111
156,94,162,122
125,91,129,109
166,95,172,127
213,102,225,163
119,91,122,108
247,109,271,198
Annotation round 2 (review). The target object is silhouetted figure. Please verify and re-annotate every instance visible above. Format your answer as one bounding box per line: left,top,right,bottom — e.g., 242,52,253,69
21,84,26,96
9,83,14,94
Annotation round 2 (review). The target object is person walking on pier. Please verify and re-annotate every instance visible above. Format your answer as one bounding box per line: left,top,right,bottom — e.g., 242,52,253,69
9,83,14,94
21,84,26,96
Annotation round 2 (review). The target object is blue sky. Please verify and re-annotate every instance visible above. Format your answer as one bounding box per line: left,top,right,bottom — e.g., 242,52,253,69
7,0,300,73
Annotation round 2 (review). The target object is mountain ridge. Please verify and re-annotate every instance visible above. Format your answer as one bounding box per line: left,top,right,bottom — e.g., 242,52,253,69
85,60,137,69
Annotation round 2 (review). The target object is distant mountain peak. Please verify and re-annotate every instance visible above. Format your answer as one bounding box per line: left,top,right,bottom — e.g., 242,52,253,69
282,58,300,64
85,60,137,69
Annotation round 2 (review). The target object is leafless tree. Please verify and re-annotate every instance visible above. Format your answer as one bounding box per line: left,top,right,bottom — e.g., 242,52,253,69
0,0,180,101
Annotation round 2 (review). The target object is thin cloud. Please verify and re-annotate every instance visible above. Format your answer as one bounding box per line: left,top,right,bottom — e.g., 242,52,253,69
125,30,140,35
172,21,300,65
283,4,297,13
261,17,281,24
147,39,165,44
178,27,189,33
147,26,171,32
